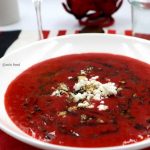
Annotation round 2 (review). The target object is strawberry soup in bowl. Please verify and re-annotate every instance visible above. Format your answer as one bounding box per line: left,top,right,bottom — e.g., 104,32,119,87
0,34,150,150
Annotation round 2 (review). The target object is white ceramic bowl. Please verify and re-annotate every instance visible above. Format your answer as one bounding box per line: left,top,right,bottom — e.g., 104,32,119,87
0,34,150,150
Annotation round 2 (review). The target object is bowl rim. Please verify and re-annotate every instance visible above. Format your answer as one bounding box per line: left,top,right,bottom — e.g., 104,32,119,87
0,33,150,150
1,33,150,61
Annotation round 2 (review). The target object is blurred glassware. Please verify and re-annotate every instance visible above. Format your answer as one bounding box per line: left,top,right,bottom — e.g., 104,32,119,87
129,0,150,40
0,0,20,26
32,0,44,40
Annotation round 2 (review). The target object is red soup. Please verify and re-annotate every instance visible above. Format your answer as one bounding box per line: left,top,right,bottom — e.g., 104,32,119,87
5,53,150,147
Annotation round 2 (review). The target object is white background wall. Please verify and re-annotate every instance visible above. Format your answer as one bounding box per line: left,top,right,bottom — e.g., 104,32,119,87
0,0,132,31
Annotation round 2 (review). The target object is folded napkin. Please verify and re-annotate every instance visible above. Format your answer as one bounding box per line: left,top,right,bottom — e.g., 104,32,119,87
0,30,21,57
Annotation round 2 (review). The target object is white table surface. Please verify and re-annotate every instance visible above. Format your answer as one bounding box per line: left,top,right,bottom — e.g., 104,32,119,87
0,0,132,31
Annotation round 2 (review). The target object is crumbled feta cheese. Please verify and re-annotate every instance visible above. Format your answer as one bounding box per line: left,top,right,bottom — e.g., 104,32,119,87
72,131,80,137
58,83,69,91
89,76,99,81
51,89,61,97
73,77,88,91
100,100,104,104
86,66,93,71
97,104,109,111
73,75,117,101
138,135,144,139
71,93,87,102
87,104,94,108
97,118,105,123
81,114,87,120
78,101,90,108
80,70,86,75
102,82,117,96
51,83,69,96
117,87,123,92
119,80,126,84
105,78,111,82
68,106,77,112
57,111,67,117
68,76,73,79
123,139,137,145
51,70,118,110
86,93,93,100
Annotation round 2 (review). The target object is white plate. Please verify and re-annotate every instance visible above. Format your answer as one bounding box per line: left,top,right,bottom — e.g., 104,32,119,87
0,34,150,150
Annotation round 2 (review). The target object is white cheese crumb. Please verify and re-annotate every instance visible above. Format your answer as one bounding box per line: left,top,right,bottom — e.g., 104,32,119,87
97,118,105,123
86,93,94,101
87,104,94,108
123,139,137,145
97,104,109,111
100,101,104,104
58,83,69,91
72,131,80,137
102,82,118,96
57,111,67,117
51,89,61,97
78,76,87,81
71,93,87,102
68,76,73,79
73,76,88,91
80,70,86,75
105,78,111,82
51,83,69,97
138,135,144,140
89,76,99,80
78,101,90,108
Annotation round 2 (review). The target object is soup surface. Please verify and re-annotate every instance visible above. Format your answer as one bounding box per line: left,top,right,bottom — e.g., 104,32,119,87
5,53,150,147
